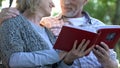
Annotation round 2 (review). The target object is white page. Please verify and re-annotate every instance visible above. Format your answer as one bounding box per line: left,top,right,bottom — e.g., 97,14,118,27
64,25,97,33
64,25,120,34
95,25,120,30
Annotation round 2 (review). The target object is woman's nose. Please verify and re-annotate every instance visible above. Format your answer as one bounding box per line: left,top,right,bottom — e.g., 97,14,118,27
51,2,55,7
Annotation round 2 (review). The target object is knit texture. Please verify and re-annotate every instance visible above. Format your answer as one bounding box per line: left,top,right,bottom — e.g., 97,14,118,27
0,14,56,68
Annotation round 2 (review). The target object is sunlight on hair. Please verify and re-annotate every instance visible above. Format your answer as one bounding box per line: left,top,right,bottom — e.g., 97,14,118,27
1,0,60,16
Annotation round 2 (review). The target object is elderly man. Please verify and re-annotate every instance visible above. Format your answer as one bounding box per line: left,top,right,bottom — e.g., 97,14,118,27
41,0,118,68
0,0,118,68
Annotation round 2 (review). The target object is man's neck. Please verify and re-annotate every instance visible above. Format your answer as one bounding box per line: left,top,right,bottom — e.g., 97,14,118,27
74,11,84,18
64,11,84,18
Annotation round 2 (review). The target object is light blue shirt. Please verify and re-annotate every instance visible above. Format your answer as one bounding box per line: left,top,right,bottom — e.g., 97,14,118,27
9,50,59,67
65,16,118,68
9,21,71,68
9,21,59,68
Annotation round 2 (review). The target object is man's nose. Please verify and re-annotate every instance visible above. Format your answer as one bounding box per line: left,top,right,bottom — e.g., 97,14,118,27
64,0,71,5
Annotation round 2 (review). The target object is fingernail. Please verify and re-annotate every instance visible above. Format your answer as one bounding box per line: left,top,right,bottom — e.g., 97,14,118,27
93,48,96,51
96,45,98,47
100,42,104,44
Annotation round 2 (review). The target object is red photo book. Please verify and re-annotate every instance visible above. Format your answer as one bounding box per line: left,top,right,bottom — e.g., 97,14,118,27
53,25,120,52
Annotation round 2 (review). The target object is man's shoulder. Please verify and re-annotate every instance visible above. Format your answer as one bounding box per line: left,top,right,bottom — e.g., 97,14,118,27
90,17,105,25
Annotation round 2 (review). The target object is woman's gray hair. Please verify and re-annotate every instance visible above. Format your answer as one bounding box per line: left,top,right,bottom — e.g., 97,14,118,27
16,0,41,13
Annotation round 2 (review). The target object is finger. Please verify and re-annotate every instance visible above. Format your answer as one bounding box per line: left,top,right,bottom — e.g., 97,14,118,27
6,13,17,17
80,40,90,52
4,16,13,20
100,42,109,51
84,44,94,55
2,13,14,20
8,8,20,15
93,48,104,59
1,8,9,12
59,51,67,60
2,8,19,16
72,40,78,50
77,39,86,51
95,45,109,56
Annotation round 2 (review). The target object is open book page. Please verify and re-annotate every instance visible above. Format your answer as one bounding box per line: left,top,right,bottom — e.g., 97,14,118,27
54,25,120,52
64,25,97,33
64,25,120,34
94,25,120,49
95,25,120,31
54,25,98,52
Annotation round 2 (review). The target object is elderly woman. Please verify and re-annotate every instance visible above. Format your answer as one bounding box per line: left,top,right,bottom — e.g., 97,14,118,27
0,0,60,68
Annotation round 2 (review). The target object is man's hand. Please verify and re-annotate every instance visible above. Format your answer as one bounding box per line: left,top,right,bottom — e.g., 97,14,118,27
0,8,19,24
93,42,118,68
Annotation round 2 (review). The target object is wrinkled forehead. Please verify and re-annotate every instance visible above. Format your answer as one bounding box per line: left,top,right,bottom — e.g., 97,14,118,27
60,0,88,4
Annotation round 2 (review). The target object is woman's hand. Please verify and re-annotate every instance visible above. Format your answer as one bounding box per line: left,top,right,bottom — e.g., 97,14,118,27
63,39,94,65
93,42,118,68
0,8,19,24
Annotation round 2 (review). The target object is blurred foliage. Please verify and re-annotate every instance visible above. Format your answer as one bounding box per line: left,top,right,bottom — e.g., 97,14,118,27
52,12,59,17
0,0,4,7
116,41,120,62
84,0,116,24
0,0,3,6
112,0,120,25
85,0,120,63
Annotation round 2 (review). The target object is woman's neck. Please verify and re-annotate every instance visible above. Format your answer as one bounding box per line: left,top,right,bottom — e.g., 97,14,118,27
23,10,44,26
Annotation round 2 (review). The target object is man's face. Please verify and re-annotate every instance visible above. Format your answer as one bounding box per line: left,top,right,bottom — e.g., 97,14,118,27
60,0,87,17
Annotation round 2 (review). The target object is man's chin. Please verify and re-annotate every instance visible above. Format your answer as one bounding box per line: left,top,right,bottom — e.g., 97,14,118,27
63,14,75,18
62,12,76,18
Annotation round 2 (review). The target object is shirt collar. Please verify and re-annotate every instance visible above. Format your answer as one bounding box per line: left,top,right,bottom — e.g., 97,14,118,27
56,11,92,25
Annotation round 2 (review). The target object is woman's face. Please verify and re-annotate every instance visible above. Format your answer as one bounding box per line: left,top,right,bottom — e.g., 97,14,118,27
39,0,55,17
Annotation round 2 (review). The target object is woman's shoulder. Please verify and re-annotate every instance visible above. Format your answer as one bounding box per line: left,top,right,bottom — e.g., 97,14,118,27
1,14,28,28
